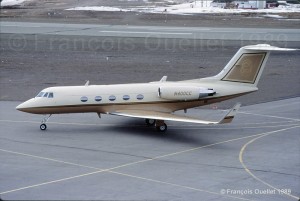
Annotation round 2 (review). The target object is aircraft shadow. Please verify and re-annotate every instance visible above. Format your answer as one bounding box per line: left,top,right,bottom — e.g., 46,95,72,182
96,119,215,146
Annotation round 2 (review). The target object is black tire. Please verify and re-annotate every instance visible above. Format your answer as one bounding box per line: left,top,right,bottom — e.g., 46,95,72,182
156,123,167,132
40,124,47,131
145,119,156,126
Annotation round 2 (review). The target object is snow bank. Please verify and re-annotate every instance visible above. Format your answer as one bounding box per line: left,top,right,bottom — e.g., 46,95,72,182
262,14,286,18
1,0,28,6
66,6,129,12
66,0,300,14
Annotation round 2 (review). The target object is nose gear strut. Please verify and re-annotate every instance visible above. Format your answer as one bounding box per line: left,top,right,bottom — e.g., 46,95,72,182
40,114,52,131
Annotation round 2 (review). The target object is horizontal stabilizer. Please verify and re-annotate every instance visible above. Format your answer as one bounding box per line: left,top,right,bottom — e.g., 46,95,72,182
109,103,241,125
244,44,297,51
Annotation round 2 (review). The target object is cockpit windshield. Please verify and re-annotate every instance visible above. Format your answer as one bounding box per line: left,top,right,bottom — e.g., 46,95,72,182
36,92,44,97
36,92,54,98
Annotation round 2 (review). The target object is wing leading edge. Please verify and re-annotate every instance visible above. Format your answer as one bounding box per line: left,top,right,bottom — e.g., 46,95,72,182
109,103,241,125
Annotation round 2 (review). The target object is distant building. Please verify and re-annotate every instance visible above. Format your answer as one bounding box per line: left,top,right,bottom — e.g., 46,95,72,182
255,0,267,8
211,0,267,9
235,0,266,9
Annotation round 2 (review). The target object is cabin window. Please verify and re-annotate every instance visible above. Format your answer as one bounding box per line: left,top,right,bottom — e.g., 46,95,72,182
36,92,44,97
95,96,102,102
136,94,144,100
43,92,49,98
48,92,54,98
123,95,130,101
80,96,88,102
109,95,116,101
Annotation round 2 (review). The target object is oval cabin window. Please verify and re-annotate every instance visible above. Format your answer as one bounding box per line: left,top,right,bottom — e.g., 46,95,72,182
123,95,130,101
109,95,116,101
95,96,102,102
136,94,144,100
80,96,88,102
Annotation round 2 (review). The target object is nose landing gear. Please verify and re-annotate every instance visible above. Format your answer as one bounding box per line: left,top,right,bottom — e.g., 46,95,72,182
40,123,47,131
40,114,52,131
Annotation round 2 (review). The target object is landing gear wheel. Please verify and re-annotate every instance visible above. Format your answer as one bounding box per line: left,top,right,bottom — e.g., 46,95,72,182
40,114,51,131
40,124,47,131
156,123,167,132
145,119,156,126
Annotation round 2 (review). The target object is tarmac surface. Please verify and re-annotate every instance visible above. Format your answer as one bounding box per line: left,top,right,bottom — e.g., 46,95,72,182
2,21,300,41
0,98,299,200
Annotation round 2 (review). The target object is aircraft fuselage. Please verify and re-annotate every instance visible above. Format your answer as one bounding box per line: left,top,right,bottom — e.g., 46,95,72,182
16,80,256,114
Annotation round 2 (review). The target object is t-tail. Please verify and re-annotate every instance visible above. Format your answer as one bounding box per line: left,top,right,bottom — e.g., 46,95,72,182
214,44,296,87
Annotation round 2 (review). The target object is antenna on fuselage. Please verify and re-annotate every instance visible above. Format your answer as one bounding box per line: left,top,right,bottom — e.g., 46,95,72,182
85,80,90,86
160,76,167,82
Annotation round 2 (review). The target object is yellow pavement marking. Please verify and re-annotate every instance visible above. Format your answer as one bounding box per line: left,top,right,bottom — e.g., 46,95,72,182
109,170,253,201
170,123,300,130
239,126,300,200
0,169,107,195
0,149,100,170
0,119,118,127
239,111,300,121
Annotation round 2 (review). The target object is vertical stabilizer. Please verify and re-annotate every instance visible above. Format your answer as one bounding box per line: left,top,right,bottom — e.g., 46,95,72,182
214,44,296,87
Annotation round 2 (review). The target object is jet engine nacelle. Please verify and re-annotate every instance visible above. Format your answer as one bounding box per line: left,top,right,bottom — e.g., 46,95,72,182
158,86,215,101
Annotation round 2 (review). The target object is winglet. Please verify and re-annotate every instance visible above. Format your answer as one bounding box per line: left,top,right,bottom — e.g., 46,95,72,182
219,103,241,124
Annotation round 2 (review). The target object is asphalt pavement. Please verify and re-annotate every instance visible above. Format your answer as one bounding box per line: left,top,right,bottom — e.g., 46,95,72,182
1,21,300,41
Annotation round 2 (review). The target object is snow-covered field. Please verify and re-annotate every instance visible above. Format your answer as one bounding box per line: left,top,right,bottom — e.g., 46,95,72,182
66,0,300,15
1,0,28,6
67,5,300,15
67,6,126,12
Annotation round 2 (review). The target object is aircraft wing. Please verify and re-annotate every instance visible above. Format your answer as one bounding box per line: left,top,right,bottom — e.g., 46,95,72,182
109,103,241,125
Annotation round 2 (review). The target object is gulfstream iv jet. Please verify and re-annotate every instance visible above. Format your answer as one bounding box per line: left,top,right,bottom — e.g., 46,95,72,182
16,44,296,132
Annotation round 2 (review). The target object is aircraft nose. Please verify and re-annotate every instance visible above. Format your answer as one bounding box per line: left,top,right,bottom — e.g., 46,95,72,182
16,99,35,113
16,102,27,112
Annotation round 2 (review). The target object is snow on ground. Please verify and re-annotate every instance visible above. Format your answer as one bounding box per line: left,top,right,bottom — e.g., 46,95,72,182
66,0,300,15
1,0,28,6
262,14,286,18
67,6,128,12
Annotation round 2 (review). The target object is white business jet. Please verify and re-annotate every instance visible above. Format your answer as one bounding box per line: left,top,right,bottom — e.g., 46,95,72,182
16,44,296,132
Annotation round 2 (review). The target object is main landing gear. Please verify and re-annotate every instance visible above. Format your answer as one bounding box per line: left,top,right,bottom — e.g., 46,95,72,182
145,119,167,132
145,119,156,126
40,114,52,131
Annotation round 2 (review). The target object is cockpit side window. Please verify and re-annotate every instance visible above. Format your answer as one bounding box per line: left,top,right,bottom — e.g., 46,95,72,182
36,92,44,97
36,91,54,98
48,92,54,98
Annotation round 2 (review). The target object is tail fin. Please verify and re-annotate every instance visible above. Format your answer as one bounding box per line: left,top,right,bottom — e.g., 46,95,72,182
214,44,296,87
